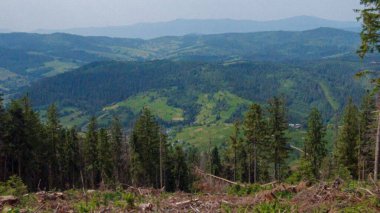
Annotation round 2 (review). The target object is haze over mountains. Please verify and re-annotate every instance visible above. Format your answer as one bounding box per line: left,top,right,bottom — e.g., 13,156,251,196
34,16,361,39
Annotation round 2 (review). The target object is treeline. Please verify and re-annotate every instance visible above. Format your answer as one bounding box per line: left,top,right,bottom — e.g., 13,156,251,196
0,92,377,192
0,95,193,191
28,60,367,125
207,93,377,183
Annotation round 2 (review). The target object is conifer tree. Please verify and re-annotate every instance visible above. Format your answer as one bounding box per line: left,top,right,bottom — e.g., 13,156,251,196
211,147,222,176
110,116,123,182
0,95,6,181
6,100,27,178
0,94,6,145
130,108,161,187
46,104,62,189
98,128,113,185
267,96,289,181
21,96,45,187
304,108,326,179
63,128,80,188
244,103,267,183
171,146,190,191
229,121,240,181
336,98,360,179
84,116,99,188
358,92,376,180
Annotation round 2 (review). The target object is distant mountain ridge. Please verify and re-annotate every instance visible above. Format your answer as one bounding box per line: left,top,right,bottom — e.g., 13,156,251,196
34,16,361,39
0,27,371,100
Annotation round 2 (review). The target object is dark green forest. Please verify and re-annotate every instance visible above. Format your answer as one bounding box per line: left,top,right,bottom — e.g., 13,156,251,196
0,92,376,191
27,59,371,126
0,27,375,99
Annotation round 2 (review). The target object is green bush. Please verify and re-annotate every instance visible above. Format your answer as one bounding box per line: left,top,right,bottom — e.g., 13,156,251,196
227,183,272,196
122,193,135,208
336,165,352,181
0,176,28,197
252,201,294,212
286,158,315,184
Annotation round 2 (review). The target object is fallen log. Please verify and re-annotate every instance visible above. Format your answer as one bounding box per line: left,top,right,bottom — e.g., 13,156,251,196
175,199,199,206
35,191,64,203
195,167,245,187
358,187,376,196
261,181,277,187
139,203,153,212
0,195,18,206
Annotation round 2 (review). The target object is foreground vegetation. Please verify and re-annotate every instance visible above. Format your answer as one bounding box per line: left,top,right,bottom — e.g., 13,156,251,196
1,176,380,212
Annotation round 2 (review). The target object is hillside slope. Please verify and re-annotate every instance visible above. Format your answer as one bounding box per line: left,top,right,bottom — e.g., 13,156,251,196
0,28,365,98
28,60,369,126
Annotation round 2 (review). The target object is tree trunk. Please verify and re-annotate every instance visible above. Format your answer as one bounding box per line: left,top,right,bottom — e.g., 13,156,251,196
374,111,380,181
253,141,257,183
234,146,236,182
159,135,163,188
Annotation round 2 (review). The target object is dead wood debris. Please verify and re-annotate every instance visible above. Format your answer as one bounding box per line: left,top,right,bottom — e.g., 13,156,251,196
0,195,18,207
291,179,380,212
35,191,64,203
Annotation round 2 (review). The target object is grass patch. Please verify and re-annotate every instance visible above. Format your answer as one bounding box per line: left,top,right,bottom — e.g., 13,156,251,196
318,81,339,111
43,60,79,77
174,123,233,149
195,91,251,125
103,92,184,122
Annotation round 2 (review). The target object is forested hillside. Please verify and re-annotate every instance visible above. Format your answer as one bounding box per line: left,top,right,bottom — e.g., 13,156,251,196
0,28,367,99
28,59,369,125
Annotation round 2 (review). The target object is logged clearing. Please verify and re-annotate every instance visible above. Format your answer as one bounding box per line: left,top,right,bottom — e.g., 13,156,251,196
2,176,380,212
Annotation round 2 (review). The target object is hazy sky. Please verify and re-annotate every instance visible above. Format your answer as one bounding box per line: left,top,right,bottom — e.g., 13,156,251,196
0,0,361,31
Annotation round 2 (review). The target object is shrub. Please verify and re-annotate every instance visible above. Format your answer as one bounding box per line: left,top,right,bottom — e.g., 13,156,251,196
0,175,28,197
252,201,294,212
227,183,271,196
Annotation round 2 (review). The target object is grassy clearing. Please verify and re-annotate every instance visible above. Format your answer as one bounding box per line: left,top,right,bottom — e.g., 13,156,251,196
195,91,251,125
42,60,79,77
39,107,89,129
318,81,339,111
0,68,16,81
103,92,184,122
174,123,233,149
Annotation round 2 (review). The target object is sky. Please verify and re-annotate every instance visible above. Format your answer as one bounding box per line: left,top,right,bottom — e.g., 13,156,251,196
0,0,362,31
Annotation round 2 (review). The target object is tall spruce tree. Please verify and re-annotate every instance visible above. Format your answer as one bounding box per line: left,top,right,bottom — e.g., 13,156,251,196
229,121,240,181
46,104,62,189
84,116,99,188
21,96,45,188
0,94,8,181
357,0,380,58
304,108,326,179
267,96,289,181
244,103,267,183
63,128,80,188
130,108,161,187
98,128,113,185
336,98,360,179
210,147,222,176
358,92,376,180
110,116,123,183
6,100,27,178
171,146,190,191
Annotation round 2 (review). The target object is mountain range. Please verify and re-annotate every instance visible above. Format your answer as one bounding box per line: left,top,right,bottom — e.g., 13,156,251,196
0,28,366,99
0,26,375,149
34,16,361,39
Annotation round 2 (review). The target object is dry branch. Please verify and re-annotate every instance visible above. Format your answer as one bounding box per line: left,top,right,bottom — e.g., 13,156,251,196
195,167,245,187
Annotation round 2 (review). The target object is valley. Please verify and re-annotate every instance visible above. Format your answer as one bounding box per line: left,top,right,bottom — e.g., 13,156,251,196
1,14,380,211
